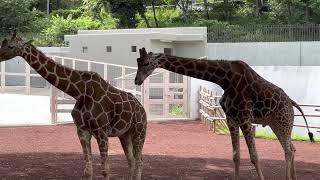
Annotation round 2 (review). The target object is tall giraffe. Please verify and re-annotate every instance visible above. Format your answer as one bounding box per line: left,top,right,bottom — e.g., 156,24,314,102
0,34,147,180
134,48,314,180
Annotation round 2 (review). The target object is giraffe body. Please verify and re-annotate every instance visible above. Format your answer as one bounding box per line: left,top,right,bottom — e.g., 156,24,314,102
135,48,314,180
0,34,147,180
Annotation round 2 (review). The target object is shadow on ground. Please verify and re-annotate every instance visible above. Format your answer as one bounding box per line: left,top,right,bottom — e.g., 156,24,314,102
0,153,319,180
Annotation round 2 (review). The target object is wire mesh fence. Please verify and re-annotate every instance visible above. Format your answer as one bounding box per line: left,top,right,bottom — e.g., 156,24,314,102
208,24,320,42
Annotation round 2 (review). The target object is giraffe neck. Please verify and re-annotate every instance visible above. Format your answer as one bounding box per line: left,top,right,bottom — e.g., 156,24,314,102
158,54,232,90
21,44,81,99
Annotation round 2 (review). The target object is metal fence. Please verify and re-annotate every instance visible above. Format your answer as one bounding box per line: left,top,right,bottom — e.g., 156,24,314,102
208,24,320,42
199,86,320,134
50,56,191,124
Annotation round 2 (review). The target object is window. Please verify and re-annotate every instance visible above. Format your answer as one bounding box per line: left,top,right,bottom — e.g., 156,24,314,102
106,46,112,52
82,46,88,53
131,46,137,52
149,88,163,99
164,48,172,55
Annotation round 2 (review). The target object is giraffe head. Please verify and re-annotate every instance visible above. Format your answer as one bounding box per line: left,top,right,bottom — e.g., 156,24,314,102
0,33,30,62
134,48,162,85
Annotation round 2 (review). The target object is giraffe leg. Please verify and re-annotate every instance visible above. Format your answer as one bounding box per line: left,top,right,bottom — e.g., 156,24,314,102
77,129,93,180
226,118,240,180
291,144,297,180
132,127,146,180
240,122,264,180
119,134,135,180
97,132,110,180
270,124,295,180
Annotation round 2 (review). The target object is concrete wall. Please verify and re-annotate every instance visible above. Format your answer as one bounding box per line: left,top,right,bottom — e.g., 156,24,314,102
208,42,320,66
0,94,51,126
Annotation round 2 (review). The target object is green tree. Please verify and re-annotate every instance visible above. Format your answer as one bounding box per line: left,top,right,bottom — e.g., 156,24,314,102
98,0,149,28
0,0,43,33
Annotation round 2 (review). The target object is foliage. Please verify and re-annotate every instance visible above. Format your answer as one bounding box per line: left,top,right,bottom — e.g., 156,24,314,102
51,8,83,19
169,104,185,117
0,0,41,33
215,125,319,143
42,15,116,46
137,9,182,27
44,15,100,36
98,0,147,28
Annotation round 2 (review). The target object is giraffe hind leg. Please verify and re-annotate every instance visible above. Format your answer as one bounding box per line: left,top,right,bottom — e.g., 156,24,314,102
96,131,110,180
119,134,136,180
131,120,147,180
269,123,296,180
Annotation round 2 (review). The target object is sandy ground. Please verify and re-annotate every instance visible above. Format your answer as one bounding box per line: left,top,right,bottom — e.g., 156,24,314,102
0,120,319,180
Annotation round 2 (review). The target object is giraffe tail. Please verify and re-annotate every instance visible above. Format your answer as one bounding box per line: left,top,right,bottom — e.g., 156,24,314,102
291,100,315,143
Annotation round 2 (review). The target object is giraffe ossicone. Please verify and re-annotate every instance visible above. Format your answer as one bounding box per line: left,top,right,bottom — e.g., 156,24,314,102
135,47,314,180
0,34,147,180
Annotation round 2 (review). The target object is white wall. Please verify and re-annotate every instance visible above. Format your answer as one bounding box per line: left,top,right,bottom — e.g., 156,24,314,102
0,94,51,126
208,42,320,66
65,27,207,67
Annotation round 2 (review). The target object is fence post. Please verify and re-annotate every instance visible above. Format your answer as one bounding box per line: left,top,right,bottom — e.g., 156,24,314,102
121,66,125,90
25,63,31,95
50,86,57,124
1,62,5,93
104,64,108,80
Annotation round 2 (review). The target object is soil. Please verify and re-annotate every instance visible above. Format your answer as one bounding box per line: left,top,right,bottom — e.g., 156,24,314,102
0,120,319,180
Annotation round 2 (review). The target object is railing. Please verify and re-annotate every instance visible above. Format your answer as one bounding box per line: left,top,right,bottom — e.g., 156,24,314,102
199,86,320,134
50,56,142,124
199,86,227,133
293,104,320,131
207,24,320,43
0,59,49,95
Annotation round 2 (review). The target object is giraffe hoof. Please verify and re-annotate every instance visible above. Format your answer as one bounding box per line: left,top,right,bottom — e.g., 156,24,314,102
102,171,110,180
83,167,93,179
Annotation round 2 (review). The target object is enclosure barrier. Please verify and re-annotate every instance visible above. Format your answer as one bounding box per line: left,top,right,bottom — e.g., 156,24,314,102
50,56,142,124
199,86,320,134
208,24,320,42
199,86,228,133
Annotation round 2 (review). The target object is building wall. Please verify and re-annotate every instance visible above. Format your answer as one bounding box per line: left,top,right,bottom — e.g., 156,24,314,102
208,42,320,66
65,27,207,67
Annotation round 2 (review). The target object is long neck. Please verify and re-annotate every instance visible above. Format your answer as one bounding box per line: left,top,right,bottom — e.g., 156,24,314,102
158,54,232,90
21,44,81,99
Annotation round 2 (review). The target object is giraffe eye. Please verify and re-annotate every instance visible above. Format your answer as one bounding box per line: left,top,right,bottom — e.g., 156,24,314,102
142,62,150,66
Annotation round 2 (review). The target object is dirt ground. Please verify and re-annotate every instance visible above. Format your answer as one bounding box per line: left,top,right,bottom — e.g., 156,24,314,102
0,120,319,180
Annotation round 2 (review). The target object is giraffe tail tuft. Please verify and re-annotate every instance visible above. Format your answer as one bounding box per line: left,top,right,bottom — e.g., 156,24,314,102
308,132,315,143
291,99,315,143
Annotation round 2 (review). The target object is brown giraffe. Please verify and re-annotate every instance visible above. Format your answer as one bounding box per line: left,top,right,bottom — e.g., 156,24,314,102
134,48,314,180
0,33,147,180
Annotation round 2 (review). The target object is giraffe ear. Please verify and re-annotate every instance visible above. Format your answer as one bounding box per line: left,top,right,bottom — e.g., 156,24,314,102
1,39,8,48
139,48,142,57
141,47,147,57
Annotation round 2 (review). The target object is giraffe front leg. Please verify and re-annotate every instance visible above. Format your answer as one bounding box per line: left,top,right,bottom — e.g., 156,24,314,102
77,129,93,180
226,118,240,180
240,122,264,180
97,133,110,180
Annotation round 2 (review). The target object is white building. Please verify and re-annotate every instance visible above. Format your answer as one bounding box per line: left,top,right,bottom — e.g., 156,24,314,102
64,27,207,66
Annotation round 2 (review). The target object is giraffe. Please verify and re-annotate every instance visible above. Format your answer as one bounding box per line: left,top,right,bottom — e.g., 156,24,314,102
134,48,314,180
0,33,147,180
